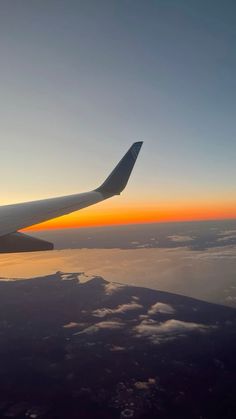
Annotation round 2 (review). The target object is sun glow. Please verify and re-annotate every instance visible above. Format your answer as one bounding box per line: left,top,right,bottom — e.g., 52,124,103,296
25,199,236,231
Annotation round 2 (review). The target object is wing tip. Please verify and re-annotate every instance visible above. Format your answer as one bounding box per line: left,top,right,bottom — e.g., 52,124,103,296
96,141,143,196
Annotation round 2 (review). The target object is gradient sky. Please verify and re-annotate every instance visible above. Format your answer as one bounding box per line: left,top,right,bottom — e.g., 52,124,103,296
0,0,236,228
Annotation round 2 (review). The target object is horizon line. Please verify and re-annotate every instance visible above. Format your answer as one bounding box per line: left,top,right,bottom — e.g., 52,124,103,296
25,216,236,233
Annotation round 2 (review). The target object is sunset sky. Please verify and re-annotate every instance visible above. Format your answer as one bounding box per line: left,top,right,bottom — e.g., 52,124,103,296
1,1,236,230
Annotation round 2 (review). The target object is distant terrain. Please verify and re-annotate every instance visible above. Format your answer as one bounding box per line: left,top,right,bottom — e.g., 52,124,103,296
33,219,236,250
0,272,235,418
2,220,236,308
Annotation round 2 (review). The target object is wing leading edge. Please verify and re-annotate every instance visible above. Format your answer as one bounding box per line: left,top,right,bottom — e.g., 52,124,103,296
0,142,143,253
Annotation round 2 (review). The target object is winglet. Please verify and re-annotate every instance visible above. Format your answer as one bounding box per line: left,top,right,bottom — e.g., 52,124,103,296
96,141,143,196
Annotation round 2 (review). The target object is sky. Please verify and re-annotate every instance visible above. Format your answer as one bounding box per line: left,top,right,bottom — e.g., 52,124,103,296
0,0,236,229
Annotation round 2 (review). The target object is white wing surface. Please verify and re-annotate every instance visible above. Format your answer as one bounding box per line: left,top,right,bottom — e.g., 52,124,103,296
0,142,143,253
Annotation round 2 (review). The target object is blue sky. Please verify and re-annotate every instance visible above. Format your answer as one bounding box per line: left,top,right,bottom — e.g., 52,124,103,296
0,1,235,221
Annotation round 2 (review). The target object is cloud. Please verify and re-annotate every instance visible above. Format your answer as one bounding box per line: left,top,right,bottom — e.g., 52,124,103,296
110,345,125,352
60,273,80,282
148,302,175,315
93,302,143,318
219,229,236,236
134,378,156,390
168,235,194,243
225,296,236,302
136,244,150,248
184,246,236,261
92,308,114,318
104,282,126,295
115,302,143,313
134,319,208,343
74,320,124,335
217,235,236,242
63,322,80,329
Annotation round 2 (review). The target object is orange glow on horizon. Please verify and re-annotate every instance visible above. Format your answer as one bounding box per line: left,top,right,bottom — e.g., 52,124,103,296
25,200,236,232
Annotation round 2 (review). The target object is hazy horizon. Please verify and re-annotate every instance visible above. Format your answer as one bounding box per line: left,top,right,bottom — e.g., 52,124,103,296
1,0,236,228
27,216,236,230
1,219,236,309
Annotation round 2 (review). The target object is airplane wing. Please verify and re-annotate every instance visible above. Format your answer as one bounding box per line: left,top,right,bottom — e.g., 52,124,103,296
0,142,143,253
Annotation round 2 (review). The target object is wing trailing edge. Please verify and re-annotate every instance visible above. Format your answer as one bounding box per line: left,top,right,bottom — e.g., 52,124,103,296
0,232,53,253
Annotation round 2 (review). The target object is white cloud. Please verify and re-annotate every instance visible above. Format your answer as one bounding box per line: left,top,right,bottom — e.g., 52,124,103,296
217,235,236,242
134,319,208,343
148,302,175,315
92,308,114,318
168,235,194,243
61,273,78,281
113,302,143,313
225,296,236,302
74,320,124,335
63,322,80,329
93,302,143,318
219,229,236,236
136,244,150,248
104,282,126,295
